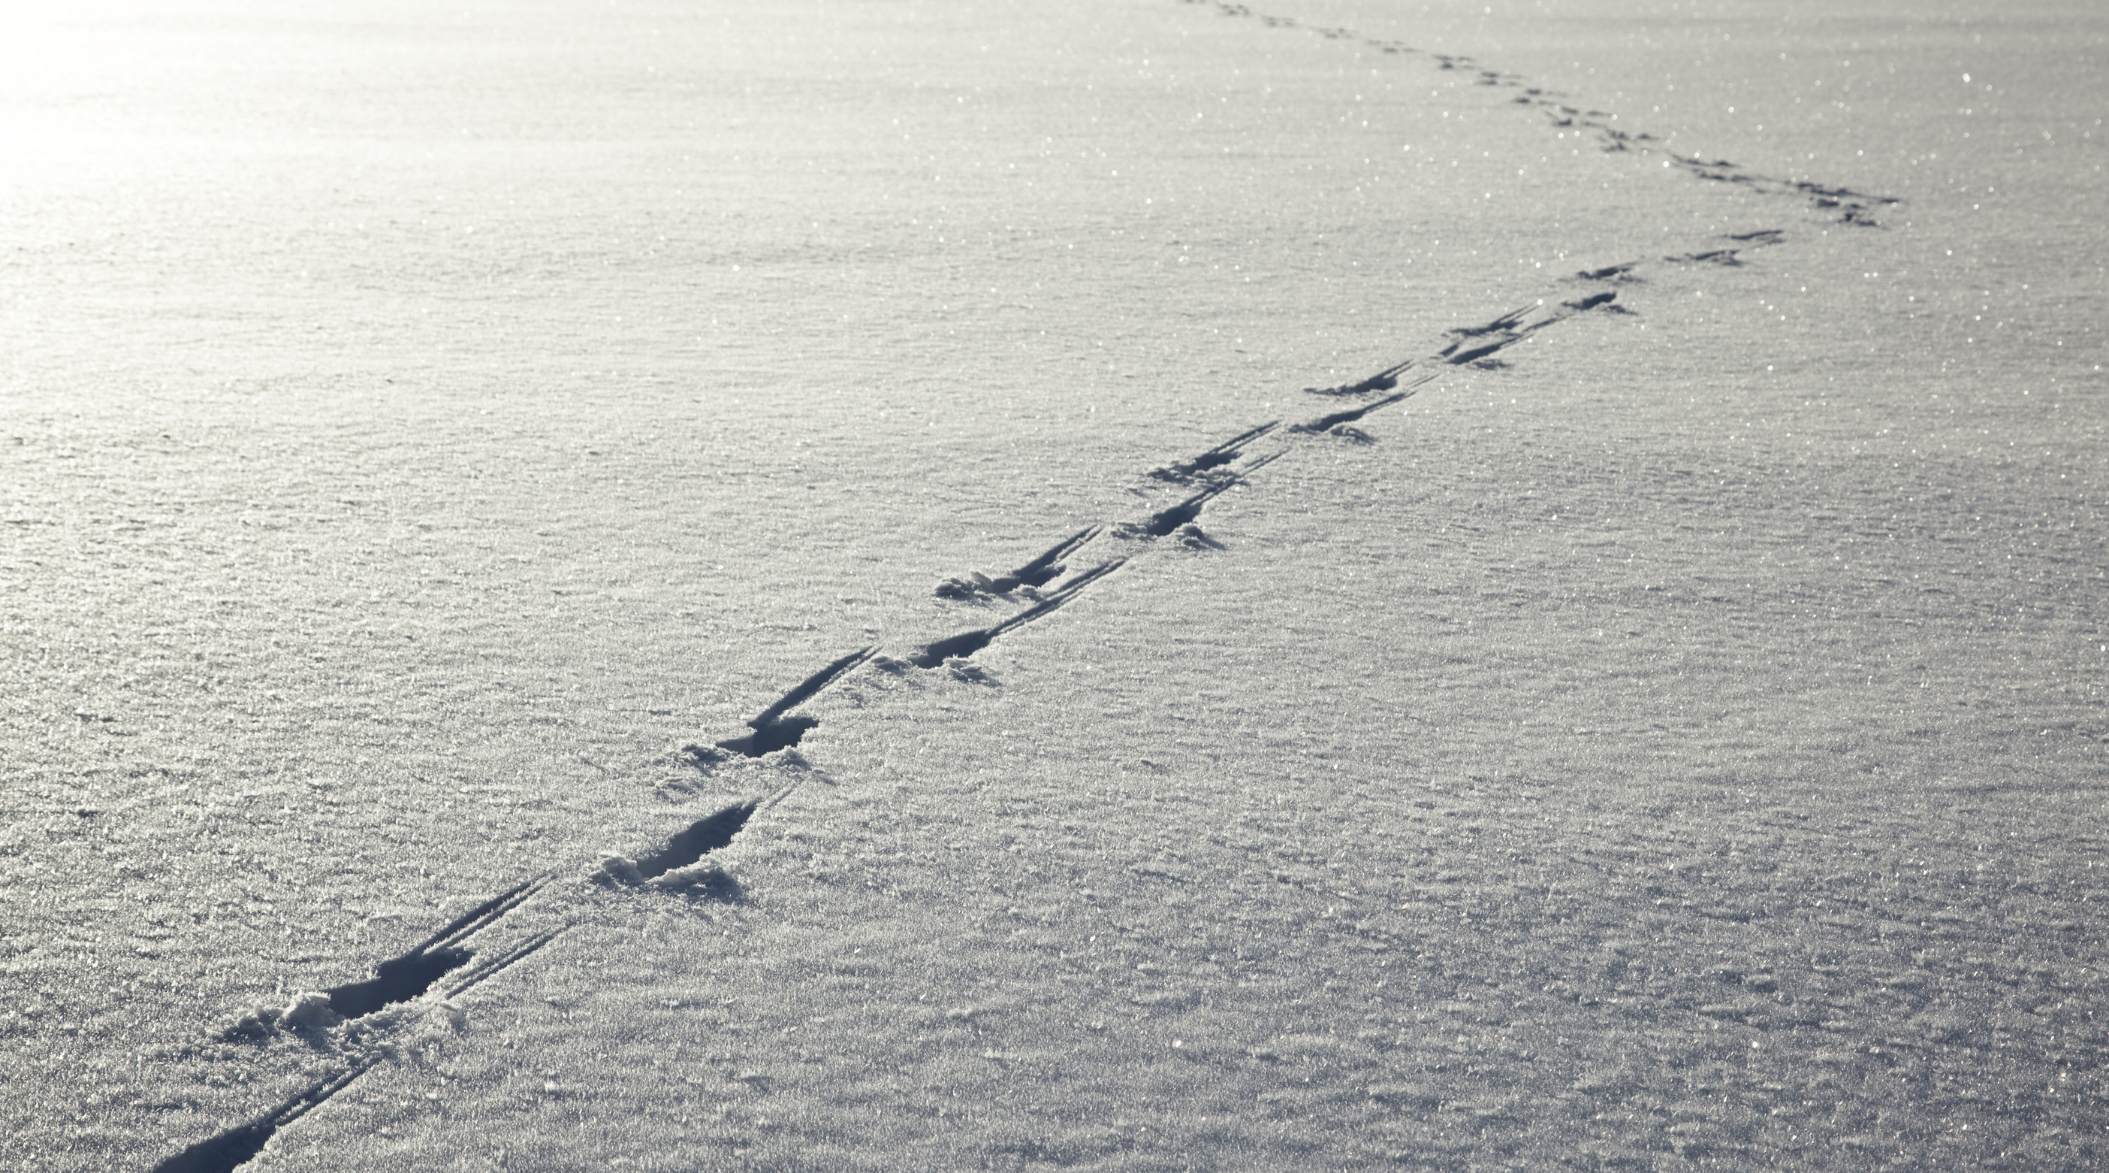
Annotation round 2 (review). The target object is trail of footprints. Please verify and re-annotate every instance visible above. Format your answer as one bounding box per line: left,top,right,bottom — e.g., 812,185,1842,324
163,29,1874,1154
1193,1,1900,226
145,222,1808,1166
156,11,1884,1162
153,23,1886,1173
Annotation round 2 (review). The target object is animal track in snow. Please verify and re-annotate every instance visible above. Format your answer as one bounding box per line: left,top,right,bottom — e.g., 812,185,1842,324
1666,228,1786,267
1195,0,1901,226
596,799,759,896
158,225,1764,1163
188,875,568,1169
168,923,569,1172
1562,291,1619,313
711,646,877,758
1296,288,1636,409
907,559,1127,669
154,11,1837,1157
1147,421,1281,481
638,801,759,876
324,875,550,1019
1304,359,1415,397
221,875,552,1041
1296,392,1413,435
935,525,1102,600
150,1060,379,1173
1124,461,1269,539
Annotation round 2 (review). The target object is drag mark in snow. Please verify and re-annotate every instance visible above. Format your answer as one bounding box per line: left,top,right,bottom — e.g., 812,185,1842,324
1125,464,1264,538
906,559,1127,669
1434,294,1632,367
1666,228,1787,267
184,878,564,1169
1147,420,1281,481
1304,359,1415,398
442,927,567,998
712,646,877,758
637,801,760,879
1298,287,1629,415
324,874,551,1019
935,525,1103,599
700,234,1730,764
1296,390,1414,435
149,1059,379,1173
595,798,762,895
1188,0,1901,226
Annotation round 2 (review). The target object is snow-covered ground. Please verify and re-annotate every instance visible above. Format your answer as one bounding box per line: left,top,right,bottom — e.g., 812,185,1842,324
3,0,2103,1169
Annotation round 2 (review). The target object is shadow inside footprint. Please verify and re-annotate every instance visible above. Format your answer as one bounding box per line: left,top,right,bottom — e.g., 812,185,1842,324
326,950,473,1020
151,1122,274,1173
637,801,760,879
714,716,818,758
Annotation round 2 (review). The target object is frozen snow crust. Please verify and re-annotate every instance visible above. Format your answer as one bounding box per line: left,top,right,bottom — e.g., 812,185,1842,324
4,0,2104,1169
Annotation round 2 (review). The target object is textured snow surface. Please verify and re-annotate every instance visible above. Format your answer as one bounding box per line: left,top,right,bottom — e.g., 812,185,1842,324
2,0,2104,1169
